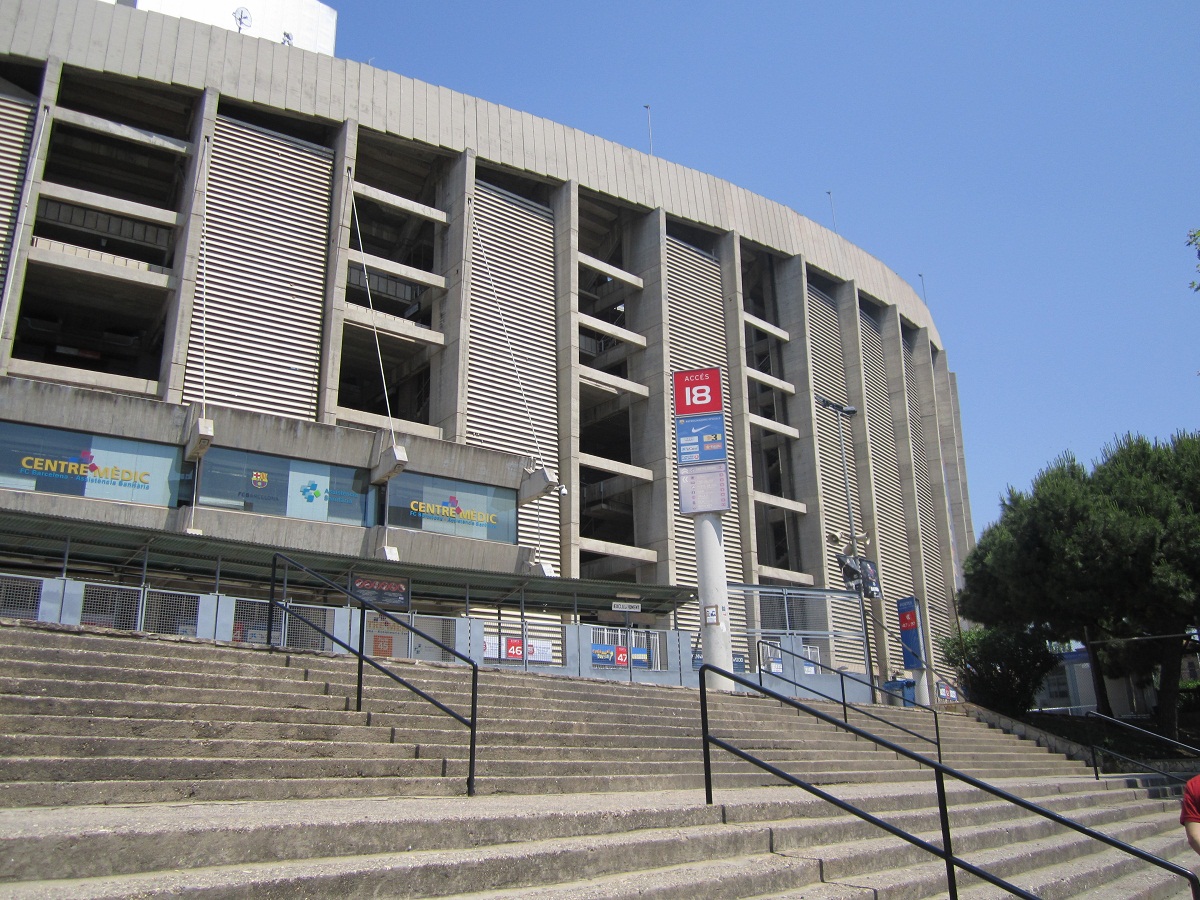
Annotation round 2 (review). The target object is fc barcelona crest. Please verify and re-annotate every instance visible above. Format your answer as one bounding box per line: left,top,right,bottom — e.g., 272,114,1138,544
251,471,268,489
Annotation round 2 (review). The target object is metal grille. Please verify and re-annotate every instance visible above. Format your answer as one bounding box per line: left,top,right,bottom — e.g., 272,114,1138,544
0,574,40,620
807,284,864,667
904,335,951,670
411,615,457,662
231,598,277,645
142,590,201,637
80,583,141,631
665,237,744,643
859,306,914,661
183,116,333,419
468,182,560,571
734,584,866,674
589,626,667,671
0,93,34,307
479,608,565,666
281,603,334,652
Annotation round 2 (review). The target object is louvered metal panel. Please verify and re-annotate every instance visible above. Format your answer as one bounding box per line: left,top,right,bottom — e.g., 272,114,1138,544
859,307,913,660
807,284,864,667
904,334,951,670
0,94,34,311
467,182,560,572
183,117,333,419
665,237,743,640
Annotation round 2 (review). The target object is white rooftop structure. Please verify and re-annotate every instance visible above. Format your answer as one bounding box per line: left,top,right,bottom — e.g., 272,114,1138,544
97,0,337,54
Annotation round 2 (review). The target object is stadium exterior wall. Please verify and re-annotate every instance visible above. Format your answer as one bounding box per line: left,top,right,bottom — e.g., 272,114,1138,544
0,0,974,683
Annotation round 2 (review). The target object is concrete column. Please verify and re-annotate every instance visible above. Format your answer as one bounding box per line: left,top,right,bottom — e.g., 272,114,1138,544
880,306,936,702
834,281,891,682
551,181,580,579
625,208,673,584
314,119,358,424
717,232,757,589
934,354,975,566
430,151,475,441
776,256,823,580
911,328,961,643
0,58,60,374
158,87,219,403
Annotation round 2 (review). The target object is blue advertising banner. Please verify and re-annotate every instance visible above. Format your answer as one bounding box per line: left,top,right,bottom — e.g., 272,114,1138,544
898,595,925,670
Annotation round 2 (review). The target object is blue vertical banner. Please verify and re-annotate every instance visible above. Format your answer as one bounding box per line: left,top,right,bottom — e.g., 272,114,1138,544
897,595,925,670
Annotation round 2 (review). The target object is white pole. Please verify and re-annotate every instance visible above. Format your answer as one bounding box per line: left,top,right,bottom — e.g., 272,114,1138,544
696,511,733,690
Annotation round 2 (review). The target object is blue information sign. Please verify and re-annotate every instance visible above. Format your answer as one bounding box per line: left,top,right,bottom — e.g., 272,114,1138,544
675,413,727,466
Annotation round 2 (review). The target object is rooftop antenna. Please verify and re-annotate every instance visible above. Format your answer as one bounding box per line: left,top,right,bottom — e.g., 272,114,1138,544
826,190,838,234
643,104,653,156
918,273,928,305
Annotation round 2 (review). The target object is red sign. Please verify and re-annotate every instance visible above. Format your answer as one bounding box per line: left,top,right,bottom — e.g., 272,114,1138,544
615,646,629,666
673,367,723,416
505,637,525,659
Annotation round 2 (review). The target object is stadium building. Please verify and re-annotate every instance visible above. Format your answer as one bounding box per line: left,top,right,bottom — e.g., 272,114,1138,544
0,0,974,694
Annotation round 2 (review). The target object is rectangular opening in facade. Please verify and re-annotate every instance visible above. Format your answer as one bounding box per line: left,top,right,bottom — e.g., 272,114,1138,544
349,197,436,273
578,391,632,465
33,198,174,268
58,69,196,140
579,464,636,547
42,123,184,210
355,130,448,206
755,502,804,573
11,262,167,378
337,323,432,424
741,245,779,324
345,263,433,328
745,322,784,381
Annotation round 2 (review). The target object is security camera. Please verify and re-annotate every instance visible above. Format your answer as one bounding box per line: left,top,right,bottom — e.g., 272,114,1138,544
556,484,568,496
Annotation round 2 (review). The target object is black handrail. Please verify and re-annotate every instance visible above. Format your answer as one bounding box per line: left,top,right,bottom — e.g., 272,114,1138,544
266,553,478,796
1085,711,1200,786
757,641,942,764
699,664,1200,900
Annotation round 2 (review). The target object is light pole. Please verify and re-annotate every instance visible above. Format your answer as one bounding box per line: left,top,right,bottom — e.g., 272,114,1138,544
816,395,876,698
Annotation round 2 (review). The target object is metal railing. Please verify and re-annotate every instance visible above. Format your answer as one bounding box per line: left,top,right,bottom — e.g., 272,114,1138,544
699,664,1200,900
268,553,479,796
1087,711,1200,786
757,641,942,764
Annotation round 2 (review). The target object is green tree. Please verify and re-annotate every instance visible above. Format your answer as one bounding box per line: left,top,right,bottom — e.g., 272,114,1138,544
937,625,1059,718
1189,229,1200,292
959,454,1118,716
959,433,1200,737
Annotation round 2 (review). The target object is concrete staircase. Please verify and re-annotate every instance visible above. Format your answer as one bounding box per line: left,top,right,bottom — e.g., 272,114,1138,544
0,617,1192,898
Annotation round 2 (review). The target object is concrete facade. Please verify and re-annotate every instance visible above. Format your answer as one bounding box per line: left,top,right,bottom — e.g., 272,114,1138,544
0,0,973,684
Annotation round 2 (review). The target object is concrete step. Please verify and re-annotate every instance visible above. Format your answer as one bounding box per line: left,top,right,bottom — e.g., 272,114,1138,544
0,780,1174,898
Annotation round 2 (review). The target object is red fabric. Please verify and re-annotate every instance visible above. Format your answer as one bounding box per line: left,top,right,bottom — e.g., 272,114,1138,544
1180,774,1200,824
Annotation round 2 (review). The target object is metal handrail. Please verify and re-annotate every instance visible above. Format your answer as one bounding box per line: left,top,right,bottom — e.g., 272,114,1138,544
757,641,942,763
267,553,478,796
1085,711,1200,786
1086,711,1200,757
1091,745,1190,787
699,664,1200,900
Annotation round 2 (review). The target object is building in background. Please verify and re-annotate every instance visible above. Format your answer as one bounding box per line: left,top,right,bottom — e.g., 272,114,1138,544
96,0,336,53
0,0,973,688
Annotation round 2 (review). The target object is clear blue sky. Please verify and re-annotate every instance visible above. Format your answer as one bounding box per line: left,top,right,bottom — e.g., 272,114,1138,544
334,1,1199,537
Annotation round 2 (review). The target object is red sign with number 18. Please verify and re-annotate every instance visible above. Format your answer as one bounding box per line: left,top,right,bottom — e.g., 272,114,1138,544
673,367,723,416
